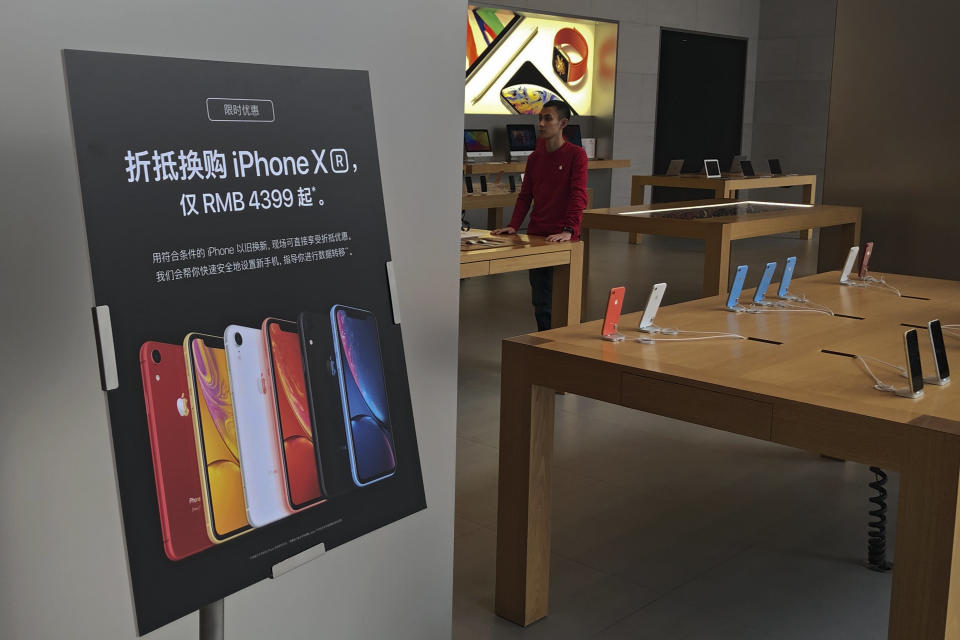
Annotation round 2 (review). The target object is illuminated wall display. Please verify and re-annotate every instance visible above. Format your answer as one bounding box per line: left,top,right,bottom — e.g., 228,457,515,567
465,5,618,117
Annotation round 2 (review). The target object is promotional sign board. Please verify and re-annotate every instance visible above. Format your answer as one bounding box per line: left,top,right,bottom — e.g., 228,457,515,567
63,50,426,635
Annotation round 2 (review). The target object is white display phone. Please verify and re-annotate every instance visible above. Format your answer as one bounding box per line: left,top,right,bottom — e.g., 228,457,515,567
839,246,860,284
638,283,667,331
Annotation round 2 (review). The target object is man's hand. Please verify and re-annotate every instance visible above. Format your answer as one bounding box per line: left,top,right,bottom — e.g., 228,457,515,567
491,226,517,235
546,231,572,242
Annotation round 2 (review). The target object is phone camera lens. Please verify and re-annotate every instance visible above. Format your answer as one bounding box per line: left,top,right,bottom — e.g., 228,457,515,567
151,349,162,363
234,332,243,346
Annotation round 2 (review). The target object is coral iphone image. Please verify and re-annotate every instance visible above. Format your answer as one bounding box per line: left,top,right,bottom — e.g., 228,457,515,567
139,342,213,561
264,318,325,509
184,333,251,542
299,311,357,498
331,306,398,486
225,325,292,527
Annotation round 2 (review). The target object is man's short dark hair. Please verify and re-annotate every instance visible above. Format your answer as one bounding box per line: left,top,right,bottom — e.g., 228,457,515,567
542,100,571,122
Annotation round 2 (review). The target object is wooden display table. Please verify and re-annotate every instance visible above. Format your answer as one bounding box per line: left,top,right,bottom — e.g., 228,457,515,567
459,232,583,328
495,271,960,639
463,187,594,230
463,158,630,174
630,173,818,243
580,199,860,305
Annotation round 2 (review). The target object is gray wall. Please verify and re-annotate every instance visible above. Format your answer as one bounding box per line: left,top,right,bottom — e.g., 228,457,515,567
750,0,837,203
823,0,960,279
504,0,761,207
0,1,462,639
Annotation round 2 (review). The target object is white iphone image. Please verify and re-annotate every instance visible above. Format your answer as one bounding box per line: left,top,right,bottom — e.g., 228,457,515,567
225,324,293,527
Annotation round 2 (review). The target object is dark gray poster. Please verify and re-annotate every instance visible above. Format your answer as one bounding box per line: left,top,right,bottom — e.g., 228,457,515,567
63,50,425,635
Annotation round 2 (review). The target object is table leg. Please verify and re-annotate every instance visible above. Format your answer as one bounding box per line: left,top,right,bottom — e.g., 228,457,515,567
579,229,590,323
629,181,645,245
702,226,732,297
817,219,861,274
550,243,582,328
495,343,555,626
801,182,815,239
487,207,503,230
887,434,960,639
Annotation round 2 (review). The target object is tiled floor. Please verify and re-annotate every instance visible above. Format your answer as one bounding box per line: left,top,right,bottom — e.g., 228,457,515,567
454,230,898,639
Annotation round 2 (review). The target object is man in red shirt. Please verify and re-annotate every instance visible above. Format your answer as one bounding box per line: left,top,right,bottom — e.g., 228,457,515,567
492,100,588,331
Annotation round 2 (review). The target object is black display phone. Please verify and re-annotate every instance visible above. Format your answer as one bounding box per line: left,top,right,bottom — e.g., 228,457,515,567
929,320,951,382
905,329,925,395
297,311,357,498
740,160,755,176
768,158,783,175
500,61,577,116
464,176,473,194
508,175,516,192
479,175,487,192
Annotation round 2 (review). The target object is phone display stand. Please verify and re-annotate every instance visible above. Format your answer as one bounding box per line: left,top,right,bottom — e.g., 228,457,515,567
92,305,119,391
601,326,625,342
856,355,923,398
925,374,950,386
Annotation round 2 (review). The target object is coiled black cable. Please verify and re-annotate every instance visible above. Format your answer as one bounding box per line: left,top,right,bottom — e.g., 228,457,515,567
866,466,893,571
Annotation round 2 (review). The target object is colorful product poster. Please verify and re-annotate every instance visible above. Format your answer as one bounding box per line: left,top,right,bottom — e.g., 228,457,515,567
464,5,618,116
63,50,426,635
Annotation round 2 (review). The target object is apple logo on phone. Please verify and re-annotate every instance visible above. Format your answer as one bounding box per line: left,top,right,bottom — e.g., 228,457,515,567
176,393,190,417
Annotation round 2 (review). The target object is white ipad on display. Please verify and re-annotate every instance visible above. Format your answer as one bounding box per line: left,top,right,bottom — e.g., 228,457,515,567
704,159,721,178
840,246,860,283
639,283,667,330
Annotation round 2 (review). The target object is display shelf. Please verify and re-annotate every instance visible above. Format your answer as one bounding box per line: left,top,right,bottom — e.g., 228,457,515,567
463,158,630,174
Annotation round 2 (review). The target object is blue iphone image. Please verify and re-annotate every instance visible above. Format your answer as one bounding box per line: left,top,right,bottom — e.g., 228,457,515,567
726,265,749,310
753,261,778,304
778,256,797,298
330,305,397,486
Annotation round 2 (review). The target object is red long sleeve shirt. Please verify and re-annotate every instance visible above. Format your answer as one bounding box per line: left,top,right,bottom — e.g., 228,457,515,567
508,140,589,240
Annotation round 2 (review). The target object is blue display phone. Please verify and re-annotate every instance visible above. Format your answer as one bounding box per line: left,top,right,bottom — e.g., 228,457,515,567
753,261,778,304
726,265,749,309
330,305,397,486
778,256,797,298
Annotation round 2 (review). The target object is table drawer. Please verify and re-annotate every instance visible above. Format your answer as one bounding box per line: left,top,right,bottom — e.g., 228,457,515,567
621,373,772,440
489,251,569,274
460,261,490,278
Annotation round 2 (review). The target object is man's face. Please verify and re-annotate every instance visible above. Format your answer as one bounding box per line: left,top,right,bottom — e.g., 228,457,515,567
537,107,566,139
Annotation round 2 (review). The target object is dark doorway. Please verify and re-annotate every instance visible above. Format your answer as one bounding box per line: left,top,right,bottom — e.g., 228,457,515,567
651,29,747,203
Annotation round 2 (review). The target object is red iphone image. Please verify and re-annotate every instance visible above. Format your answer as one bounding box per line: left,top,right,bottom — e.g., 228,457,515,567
140,341,213,561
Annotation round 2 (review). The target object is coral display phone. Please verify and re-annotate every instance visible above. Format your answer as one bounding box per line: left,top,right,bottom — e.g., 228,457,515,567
263,318,325,510
601,286,626,340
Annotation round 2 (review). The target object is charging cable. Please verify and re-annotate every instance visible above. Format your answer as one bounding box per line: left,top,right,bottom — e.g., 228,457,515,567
860,273,902,297
636,330,745,344
638,323,679,335
855,355,907,392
